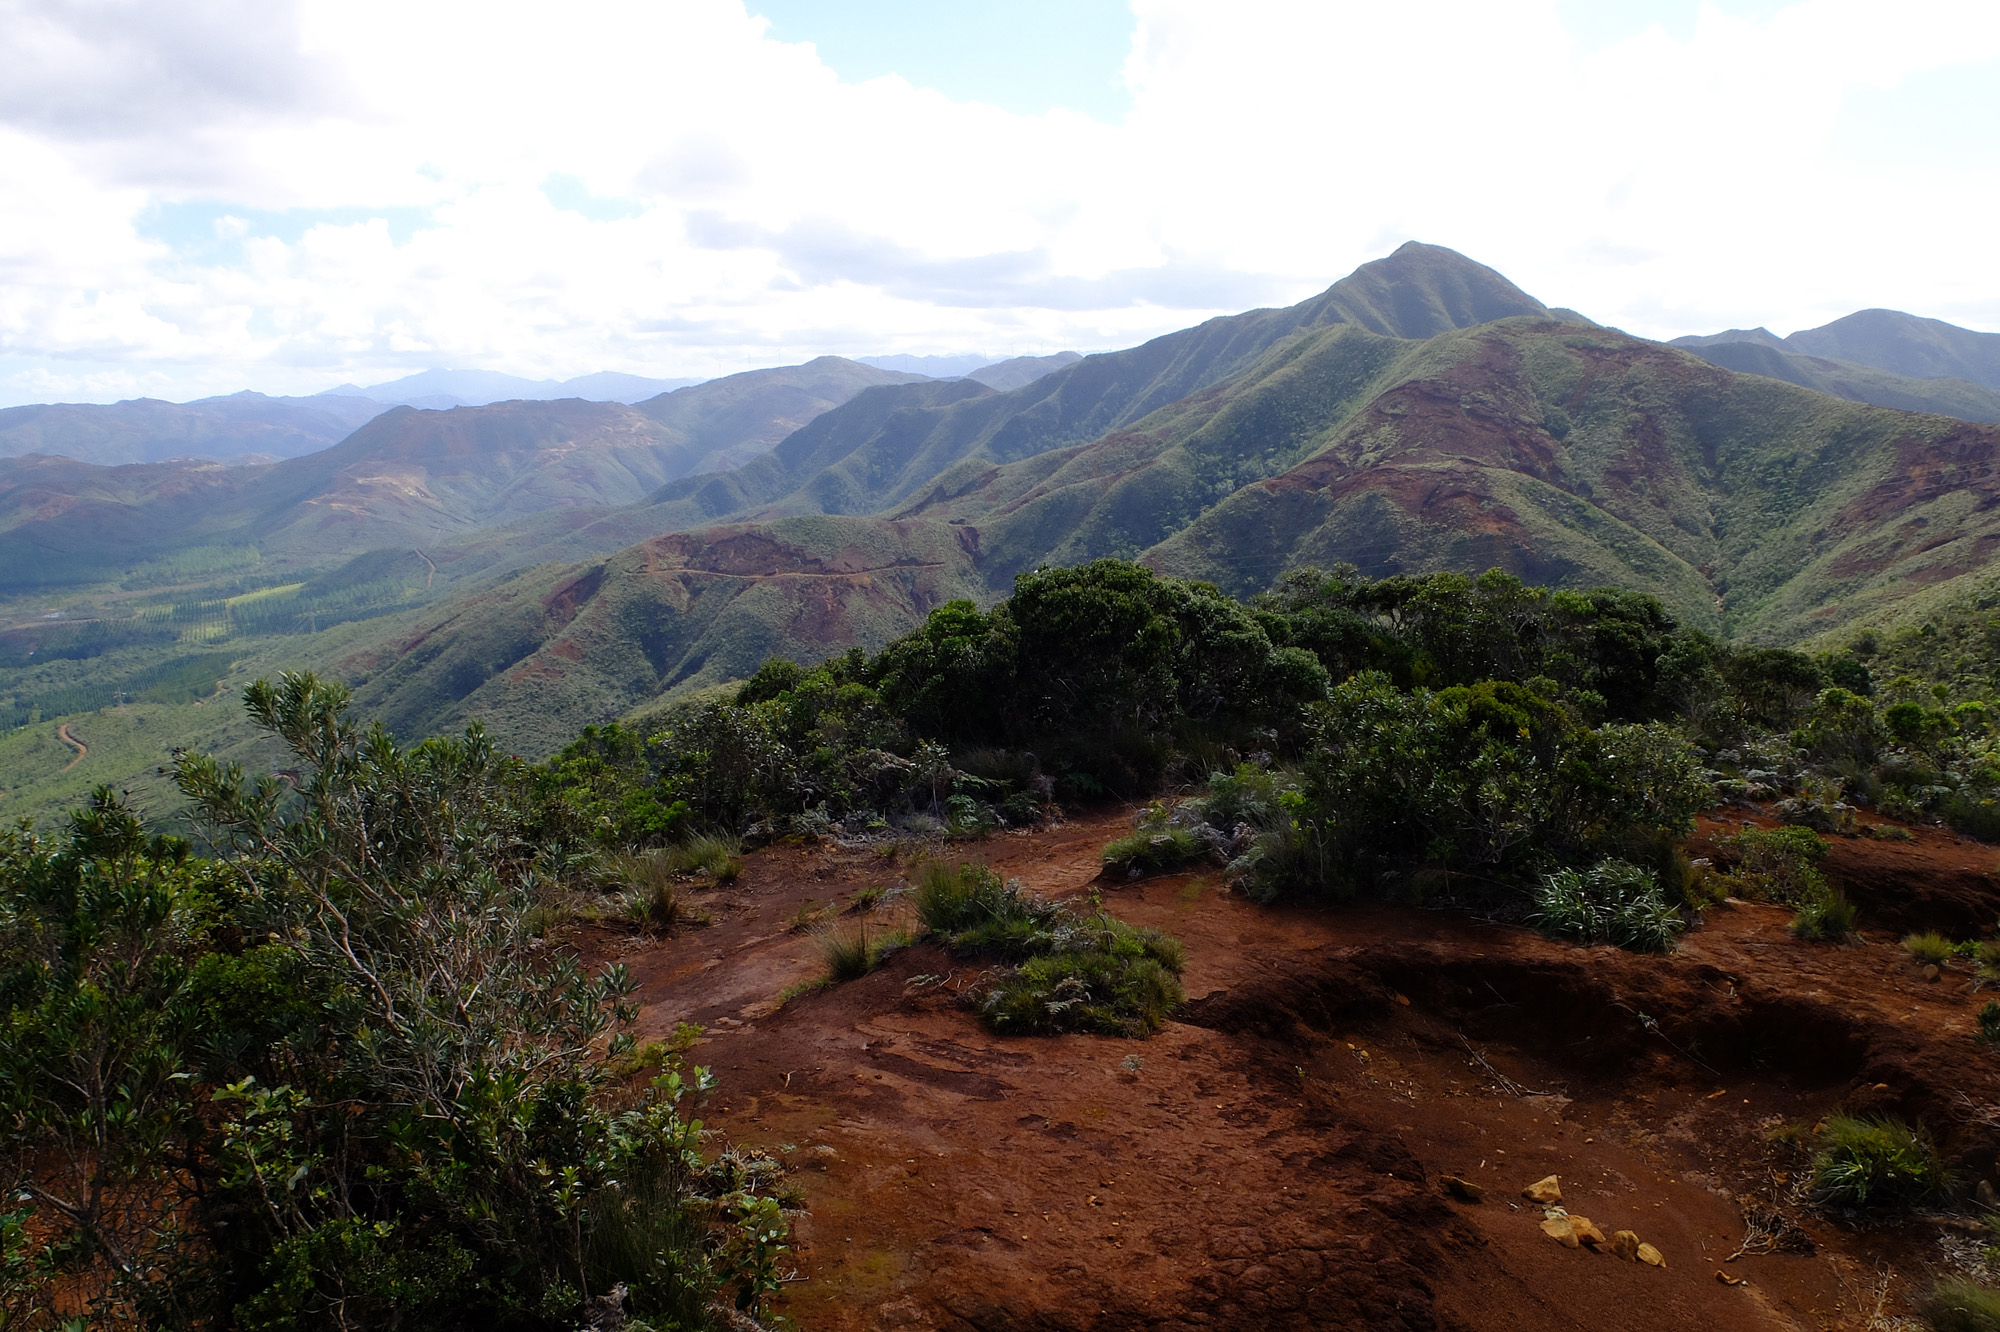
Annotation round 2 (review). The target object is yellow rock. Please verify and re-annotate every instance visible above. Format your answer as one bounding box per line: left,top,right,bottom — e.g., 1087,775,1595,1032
1609,1229,1642,1261
1522,1174,1563,1204
1541,1215,1581,1248
1569,1215,1607,1248
1637,1242,1667,1268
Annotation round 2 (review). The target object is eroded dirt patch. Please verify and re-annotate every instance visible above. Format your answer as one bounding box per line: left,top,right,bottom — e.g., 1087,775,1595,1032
575,810,2000,1331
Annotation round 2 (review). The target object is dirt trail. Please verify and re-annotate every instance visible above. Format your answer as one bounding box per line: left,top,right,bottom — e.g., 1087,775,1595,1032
578,811,2000,1331
56,722,85,770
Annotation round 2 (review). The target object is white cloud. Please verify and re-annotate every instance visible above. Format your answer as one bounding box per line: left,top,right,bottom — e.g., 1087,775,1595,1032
0,0,1997,404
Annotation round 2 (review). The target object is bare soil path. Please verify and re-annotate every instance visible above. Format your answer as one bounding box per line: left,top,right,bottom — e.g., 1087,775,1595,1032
56,722,85,770
576,808,2000,1331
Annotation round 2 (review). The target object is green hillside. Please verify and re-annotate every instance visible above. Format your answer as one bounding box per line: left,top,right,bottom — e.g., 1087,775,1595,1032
16,242,2000,780
337,515,989,756
1674,340,2000,422
1788,308,2000,390
0,358,922,598
335,314,2000,757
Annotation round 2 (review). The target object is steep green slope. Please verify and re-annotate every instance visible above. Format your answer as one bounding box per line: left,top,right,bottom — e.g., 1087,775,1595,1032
891,323,1420,581
640,242,1553,529
339,515,987,754
1148,320,2000,641
630,355,927,473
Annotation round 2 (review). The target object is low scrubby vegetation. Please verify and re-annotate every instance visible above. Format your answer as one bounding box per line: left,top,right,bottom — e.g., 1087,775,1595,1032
21,555,2000,1322
1920,1280,2000,1332
0,675,789,1330
912,862,1185,1035
521,559,2000,948
1809,1113,1954,1210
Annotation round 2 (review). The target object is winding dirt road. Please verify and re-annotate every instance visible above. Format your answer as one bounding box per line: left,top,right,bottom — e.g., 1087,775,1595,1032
57,722,85,770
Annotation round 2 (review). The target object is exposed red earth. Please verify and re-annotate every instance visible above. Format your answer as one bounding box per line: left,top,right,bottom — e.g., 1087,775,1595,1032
576,808,2000,1331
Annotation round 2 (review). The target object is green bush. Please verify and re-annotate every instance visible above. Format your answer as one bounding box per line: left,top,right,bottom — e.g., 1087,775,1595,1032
1809,1114,1952,1210
1919,1280,2000,1332
1732,825,1834,906
1101,804,1214,877
0,674,791,1329
982,917,1186,1037
913,862,1186,1036
1978,1001,2000,1045
1233,674,1710,901
1530,859,1684,952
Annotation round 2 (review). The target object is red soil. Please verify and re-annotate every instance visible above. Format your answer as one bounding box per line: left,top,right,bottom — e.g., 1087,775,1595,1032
577,810,2000,1331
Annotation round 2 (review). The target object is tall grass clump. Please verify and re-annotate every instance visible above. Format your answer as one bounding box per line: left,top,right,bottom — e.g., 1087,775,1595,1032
815,922,908,981
1918,1280,2000,1332
1809,1113,1953,1210
1530,859,1684,953
1789,882,1859,941
1905,932,1957,966
614,851,702,933
671,832,743,883
1101,803,1214,877
914,862,1186,1035
912,861,1065,958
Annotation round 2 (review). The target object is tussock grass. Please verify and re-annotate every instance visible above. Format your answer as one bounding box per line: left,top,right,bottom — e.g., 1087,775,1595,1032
1918,1280,2000,1332
913,860,1185,1036
1101,804,1212,877
1904,932,1957,966
1789,884,1858,941
1809,1113,1952,1210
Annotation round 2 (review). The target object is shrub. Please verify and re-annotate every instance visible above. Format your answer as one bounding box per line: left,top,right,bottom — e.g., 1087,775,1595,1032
1226,675,1711,902
1790,884,1859,941
915,863,1186,1035
982,919,1186,1037
1905,932,1957,967
1978,1001,2000,1045
1919,1280,2000,1332
1101,803,1214,877
1731,825,1833,906
1531,860,1685,952
3,673,790,1329
1809,1114,1952,1209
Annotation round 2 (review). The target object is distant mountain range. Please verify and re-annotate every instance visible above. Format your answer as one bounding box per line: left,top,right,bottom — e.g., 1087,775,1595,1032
1670,311,2000,422
10,239,2000,772
318,368,705,411
0,357,930,593
322,244,2000,752
0,352,1085,468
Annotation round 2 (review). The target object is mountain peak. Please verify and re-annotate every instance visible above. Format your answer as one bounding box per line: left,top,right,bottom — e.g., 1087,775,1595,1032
1300,242,1552,340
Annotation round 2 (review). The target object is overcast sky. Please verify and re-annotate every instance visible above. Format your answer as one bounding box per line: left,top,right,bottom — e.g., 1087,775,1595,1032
2,0,1997,406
